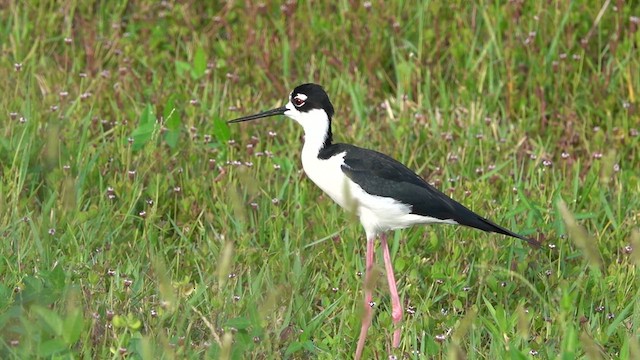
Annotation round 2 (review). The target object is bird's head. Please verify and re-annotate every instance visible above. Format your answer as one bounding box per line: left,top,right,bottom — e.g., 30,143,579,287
228,83,334,140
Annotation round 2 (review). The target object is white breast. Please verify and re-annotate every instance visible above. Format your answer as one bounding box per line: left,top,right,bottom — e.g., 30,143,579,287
301,148,354,210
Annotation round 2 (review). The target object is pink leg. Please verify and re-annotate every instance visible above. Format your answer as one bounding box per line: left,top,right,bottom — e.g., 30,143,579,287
355,236,376,360
381,232,402,347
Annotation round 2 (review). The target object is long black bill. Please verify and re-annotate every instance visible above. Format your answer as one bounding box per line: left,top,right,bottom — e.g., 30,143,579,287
227,106,288,124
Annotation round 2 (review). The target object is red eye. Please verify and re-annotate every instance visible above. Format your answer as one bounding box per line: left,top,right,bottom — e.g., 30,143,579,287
293,97,305,106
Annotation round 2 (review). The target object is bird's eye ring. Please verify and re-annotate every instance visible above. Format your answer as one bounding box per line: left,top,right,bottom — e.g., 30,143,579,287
293,97,305,107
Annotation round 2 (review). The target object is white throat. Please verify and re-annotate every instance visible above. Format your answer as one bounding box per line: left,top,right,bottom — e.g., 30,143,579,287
284,103,331,158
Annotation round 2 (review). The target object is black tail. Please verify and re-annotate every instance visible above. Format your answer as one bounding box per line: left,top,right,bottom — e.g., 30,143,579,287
457,210,540,248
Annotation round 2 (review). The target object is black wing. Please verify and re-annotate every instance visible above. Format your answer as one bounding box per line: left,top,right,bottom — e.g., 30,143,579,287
320,143,539,248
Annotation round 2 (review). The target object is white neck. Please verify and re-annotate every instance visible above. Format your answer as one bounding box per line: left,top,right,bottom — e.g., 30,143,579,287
284,106,332,158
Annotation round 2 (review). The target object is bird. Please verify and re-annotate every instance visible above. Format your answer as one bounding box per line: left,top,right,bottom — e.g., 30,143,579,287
228,83,539,359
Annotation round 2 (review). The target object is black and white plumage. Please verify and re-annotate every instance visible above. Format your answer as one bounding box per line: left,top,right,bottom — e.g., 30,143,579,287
319,143,538,246
228,83,538,359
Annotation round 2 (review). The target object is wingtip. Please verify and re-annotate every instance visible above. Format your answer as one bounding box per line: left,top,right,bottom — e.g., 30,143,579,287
474,216,541,249
523,236,542,249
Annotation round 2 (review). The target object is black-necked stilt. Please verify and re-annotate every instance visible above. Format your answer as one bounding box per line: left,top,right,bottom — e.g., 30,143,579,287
228,83,539,359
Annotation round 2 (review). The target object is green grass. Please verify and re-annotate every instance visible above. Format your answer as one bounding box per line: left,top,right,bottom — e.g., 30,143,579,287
1,1,639,359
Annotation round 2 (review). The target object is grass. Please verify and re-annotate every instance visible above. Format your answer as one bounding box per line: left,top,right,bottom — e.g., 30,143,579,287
1,0,639,358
